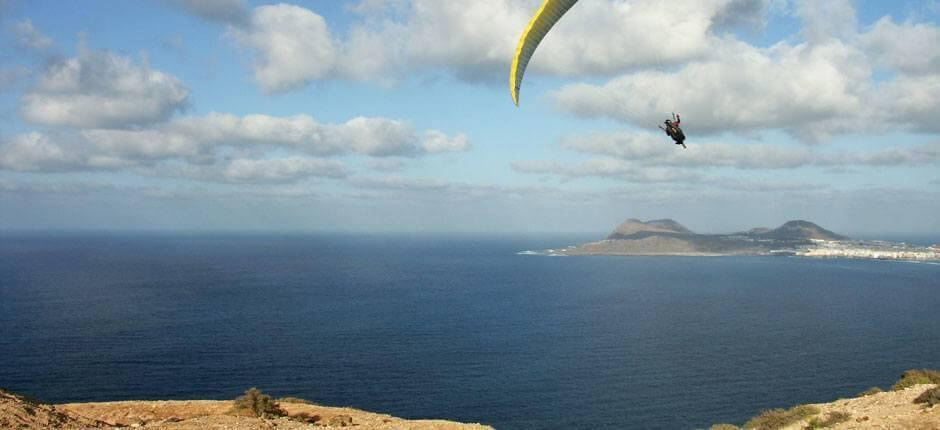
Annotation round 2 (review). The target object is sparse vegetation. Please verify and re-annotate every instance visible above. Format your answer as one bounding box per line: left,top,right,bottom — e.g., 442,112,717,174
859,387,882,396
709,424,740,430
275,396,312,405
293,412,321,423
327,414,354,427
913,387,940,407
232,387,285,418
805,411,851,429
742,405,820,430
891,369,940,391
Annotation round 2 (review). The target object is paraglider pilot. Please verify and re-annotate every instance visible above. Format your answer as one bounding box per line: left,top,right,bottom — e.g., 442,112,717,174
659,113,686,149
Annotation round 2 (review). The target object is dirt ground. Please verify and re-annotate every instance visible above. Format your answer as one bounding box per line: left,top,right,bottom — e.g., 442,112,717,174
777,384,940,430
1,389,492,430
5,385,937,429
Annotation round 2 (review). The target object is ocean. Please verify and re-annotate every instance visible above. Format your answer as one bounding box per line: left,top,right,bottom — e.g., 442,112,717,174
1,233,938,429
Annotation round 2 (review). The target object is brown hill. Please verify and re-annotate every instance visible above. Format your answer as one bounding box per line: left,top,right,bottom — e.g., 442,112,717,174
564,218,849,256
608,218,693,239
756,220,848,241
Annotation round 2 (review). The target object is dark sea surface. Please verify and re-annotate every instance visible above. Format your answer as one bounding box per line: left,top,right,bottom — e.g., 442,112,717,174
1,233,938,429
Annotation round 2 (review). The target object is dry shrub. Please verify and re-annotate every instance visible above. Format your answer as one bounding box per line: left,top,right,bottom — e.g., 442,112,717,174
743,404,820,430
232,387,285,418
806,411,851,429
914,387,940,407
858,387,882,397
327,414,354,427
892,369,940,391
710,424,740,430
293,412,321,423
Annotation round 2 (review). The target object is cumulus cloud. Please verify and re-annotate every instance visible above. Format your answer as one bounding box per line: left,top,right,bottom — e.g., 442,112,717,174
0,113,470,179
508,131,940,189
226,1,753,90
863,17,940,76
228,4,339,93
12,19,53,51
163,0,249,27
709,0,774,33
420,130,470,153
551,0,940,141
20,46,190,128
555,38,871,140
155,113,467,157
208,0,940,142
874,75,940,134
0,132,81,172
795,0,858,45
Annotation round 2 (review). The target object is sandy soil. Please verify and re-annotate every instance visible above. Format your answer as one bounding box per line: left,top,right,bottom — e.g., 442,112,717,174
777,384,939,430
6,385,936,429
1,389,492,430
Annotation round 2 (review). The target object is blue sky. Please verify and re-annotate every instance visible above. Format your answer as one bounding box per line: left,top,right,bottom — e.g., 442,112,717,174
1,0,939,235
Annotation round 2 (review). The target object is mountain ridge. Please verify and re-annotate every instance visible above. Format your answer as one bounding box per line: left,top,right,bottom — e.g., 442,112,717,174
607,218,845,242
570,218,849,256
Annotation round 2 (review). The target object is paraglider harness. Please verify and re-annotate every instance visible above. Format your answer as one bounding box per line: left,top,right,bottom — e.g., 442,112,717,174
659,113,686,149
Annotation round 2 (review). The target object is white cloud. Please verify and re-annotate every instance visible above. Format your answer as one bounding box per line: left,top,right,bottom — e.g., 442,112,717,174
166,113,468,157
420,130,470,153
554,38,871,141
795,0,857,44
226,1,754,90
20,46,190,128
228,4,339,93
0,113,470,178
863,17,940,76
164,0,249,27
220,157,348,184
211,0,940,142
875,75,940,134
507,132,940,188
550,0,940,141
0,132,80,172
12,18,53,51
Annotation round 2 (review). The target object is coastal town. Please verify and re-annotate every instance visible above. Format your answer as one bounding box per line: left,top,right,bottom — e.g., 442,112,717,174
797,240,940,262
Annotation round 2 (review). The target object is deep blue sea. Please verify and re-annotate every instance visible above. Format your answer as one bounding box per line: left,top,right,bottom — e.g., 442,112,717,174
1,233,938,429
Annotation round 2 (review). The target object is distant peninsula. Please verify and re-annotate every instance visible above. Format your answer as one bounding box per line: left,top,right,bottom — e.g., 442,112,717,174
530,219,940,262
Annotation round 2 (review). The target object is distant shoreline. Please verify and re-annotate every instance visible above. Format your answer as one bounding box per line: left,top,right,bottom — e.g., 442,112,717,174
528,218,940,263
521,241,940,263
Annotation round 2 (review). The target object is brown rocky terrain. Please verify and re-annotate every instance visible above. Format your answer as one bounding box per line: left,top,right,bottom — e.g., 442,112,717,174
560,218,848,256
712,372,940,430
784,384,940,430
0,389,492,430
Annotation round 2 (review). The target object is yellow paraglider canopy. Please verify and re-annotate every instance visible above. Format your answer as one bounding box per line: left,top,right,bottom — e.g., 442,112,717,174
509,0,580,106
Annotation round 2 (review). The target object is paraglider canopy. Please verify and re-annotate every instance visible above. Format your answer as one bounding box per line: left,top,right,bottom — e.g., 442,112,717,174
509,0,579,106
